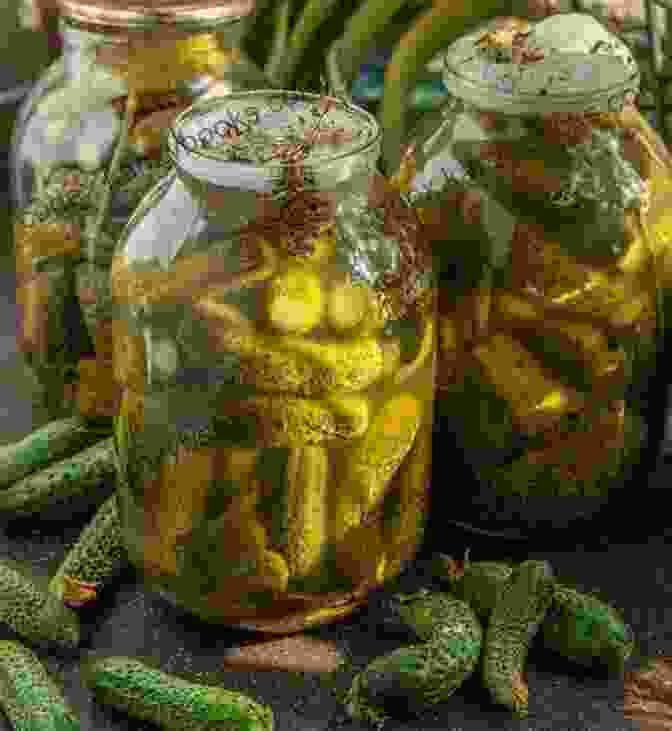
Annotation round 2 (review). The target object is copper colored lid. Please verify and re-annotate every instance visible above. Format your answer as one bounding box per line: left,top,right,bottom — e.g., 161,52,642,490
57,0,254,29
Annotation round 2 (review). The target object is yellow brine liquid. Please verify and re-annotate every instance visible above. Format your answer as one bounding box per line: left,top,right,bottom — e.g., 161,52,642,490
112,91,436,631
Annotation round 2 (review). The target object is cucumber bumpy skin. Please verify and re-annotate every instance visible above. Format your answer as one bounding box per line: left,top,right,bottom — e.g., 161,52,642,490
82,655,274,731
0,559,80,650
0,640,81,730
345,590,482,726
482,559,555,718
433,553,635,671
0,416,110,490
431,552,513,623
0,438,116,518
541,584,635,673
49,493,128,608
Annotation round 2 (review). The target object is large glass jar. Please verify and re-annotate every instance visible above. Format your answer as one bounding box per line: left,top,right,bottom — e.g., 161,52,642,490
111,91,437,631
10,0,259,423
403,13,672,541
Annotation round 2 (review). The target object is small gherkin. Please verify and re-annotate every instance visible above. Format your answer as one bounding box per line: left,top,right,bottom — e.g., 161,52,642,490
0,640,81,730
49,493,128,608
433,552,635,672
541,584,635,673
345,590,482,726
0,558,80,650
81,655,274,731
482,560,555,718
431,551,513,621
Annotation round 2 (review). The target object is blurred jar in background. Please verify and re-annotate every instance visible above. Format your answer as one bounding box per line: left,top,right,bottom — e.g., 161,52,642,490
10,0,261,424
403,13,672,543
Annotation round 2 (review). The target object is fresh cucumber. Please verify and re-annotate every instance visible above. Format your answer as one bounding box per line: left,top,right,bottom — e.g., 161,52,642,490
0,559,80,650
0,417,110,490
49,494,127,608
0,438,116,519
0,640,81,730
432,551,514,622
541,585,635,673
82,655,274,730
482,560,555,717
345,590,482,724
433,553,635,671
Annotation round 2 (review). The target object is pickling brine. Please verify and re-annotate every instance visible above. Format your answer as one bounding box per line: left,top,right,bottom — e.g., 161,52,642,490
111,91,437,631
402,14,672,539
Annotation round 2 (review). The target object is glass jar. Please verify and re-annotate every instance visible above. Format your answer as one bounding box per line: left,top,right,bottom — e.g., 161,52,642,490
111,90,437,631
403,13,672,541
10,0,258,424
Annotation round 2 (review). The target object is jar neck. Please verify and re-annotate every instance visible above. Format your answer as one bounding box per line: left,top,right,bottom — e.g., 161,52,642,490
175,156,379,220
59,16,243,87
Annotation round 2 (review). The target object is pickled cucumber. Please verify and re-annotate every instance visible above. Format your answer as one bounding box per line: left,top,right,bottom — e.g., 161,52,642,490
327,278,385,333
473,334,584,436
286,446,329,577
142,446,217,576
383,425,432,578
266,265,324,334
218,394,370,446
333,394,422,542
212,329,385,395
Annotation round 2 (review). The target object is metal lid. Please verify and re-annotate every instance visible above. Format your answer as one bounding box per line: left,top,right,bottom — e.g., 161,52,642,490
442,13,640,114
57,0,254,30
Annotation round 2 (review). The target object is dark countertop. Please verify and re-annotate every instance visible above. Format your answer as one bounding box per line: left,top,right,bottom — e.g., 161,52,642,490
0,151,670,731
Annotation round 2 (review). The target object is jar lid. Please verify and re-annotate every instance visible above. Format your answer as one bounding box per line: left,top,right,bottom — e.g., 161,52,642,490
442,13,640,114
57,0,254,30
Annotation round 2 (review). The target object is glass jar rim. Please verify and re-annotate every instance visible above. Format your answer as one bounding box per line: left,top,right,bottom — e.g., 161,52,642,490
440,16,641,115
167,90,382,185
57,0,253,31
